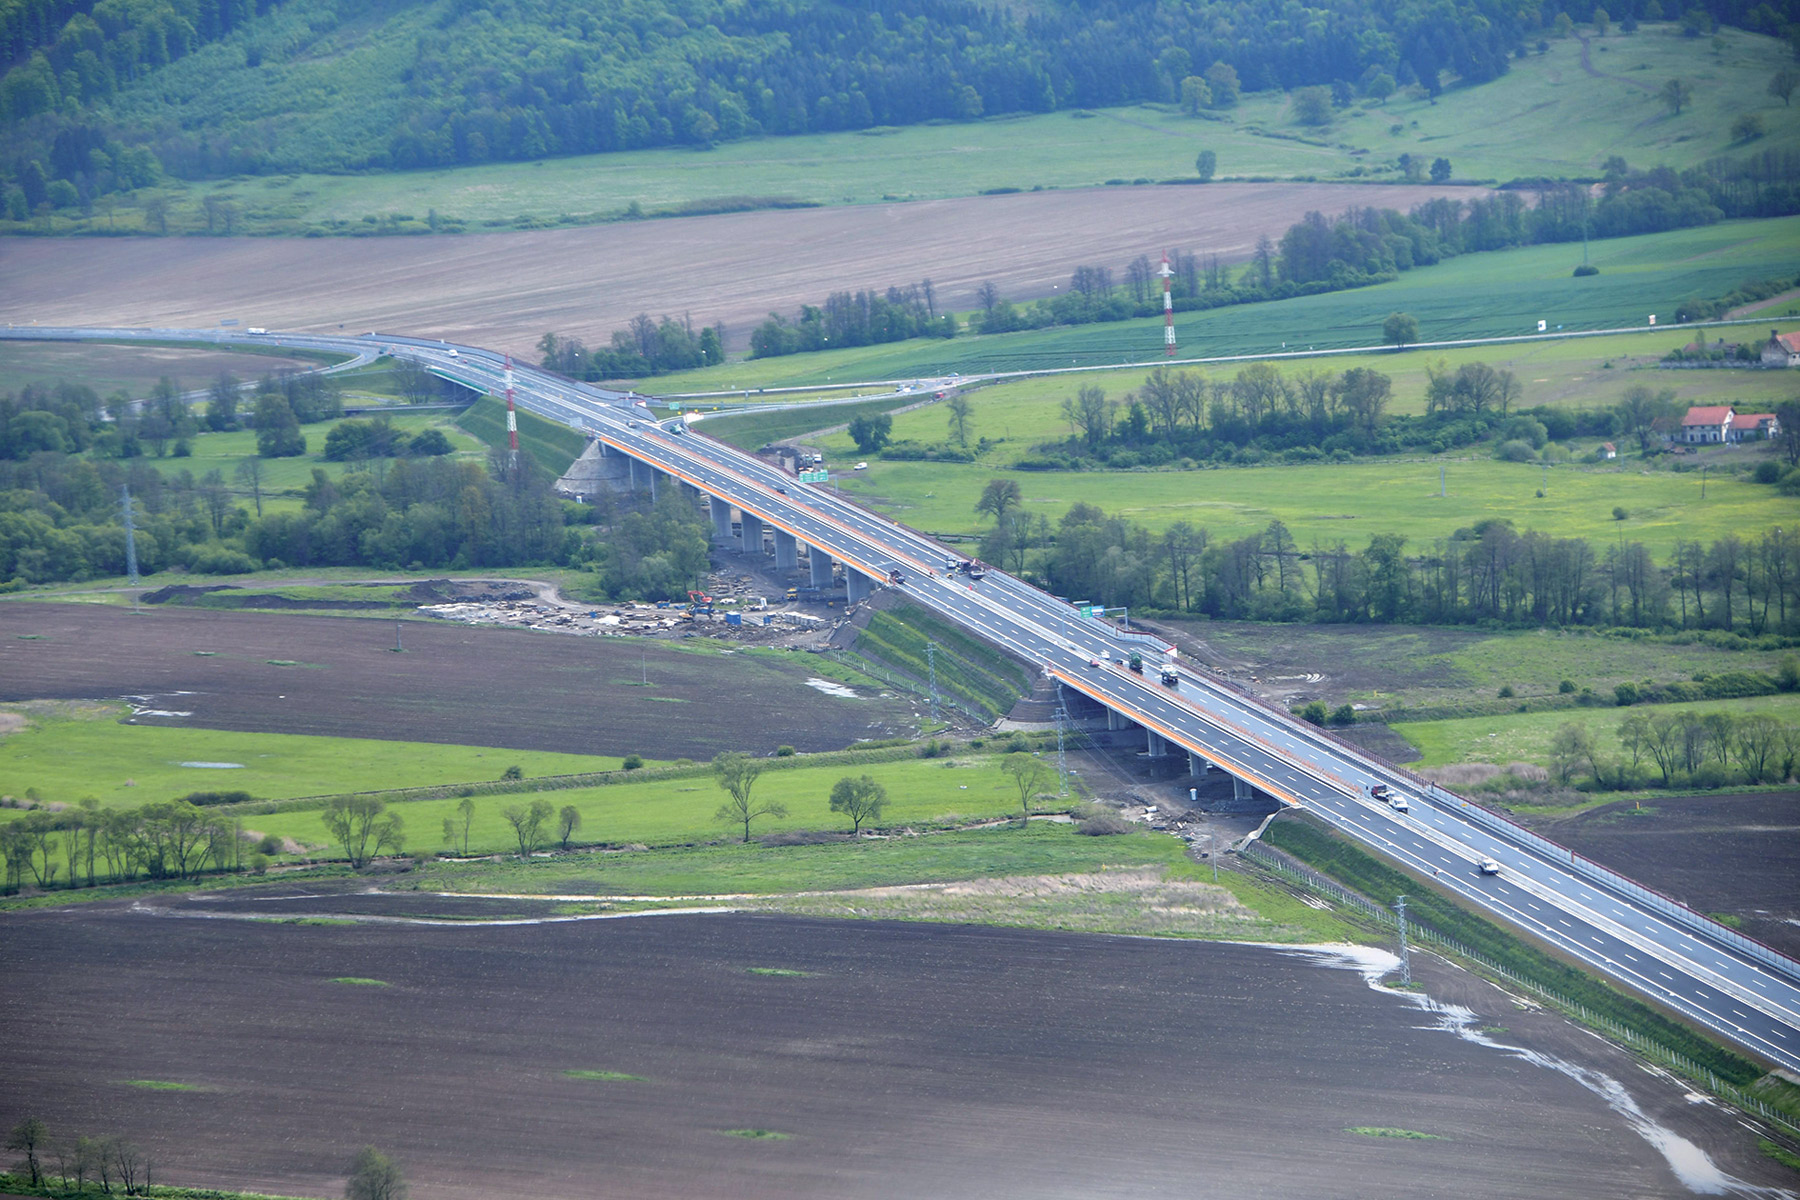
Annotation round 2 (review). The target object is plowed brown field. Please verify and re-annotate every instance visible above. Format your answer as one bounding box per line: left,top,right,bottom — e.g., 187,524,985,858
0,183,1470,356
1,895,1787,1200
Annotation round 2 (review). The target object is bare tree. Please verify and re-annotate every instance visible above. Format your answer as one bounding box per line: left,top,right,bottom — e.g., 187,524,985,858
442,796,476,856
234,456,265,517
974,478,1021,524
1000,755,1050,822
946,394,973,446
557,805,581,851
976,280,1000,313
713,752,785,842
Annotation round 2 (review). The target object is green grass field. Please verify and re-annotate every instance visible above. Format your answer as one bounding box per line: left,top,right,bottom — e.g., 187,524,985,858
55,25,1796,238
0,340,332,397
251,752,1037,854
0,708,621,810
1394,692,1800,767
823,448,1784,555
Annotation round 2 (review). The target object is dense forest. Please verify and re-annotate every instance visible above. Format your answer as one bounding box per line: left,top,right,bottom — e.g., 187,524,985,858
4,0,1798,204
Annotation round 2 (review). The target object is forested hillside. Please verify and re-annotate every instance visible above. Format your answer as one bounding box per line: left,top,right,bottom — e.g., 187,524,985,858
5,0,1798,209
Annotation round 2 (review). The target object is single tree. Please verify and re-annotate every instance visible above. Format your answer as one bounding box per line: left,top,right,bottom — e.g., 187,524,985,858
1000,755,1050,822
1205,61,1240,107
1549,723,1595,784
946,394,973,446
1731,113,1765,142
1775,400,1800,466
1429,157,1452,182
345,1145,406,1200
1661,77,1692,115
828,774,887,834
442,797,477,856
254,393,305,457
1771,67,1800,106
233,456,265,517
322,797,404,868
713,751,784,842
1180,76,1212,114
847,412,892,454
1382,311,1419,348
975,478,1022,524
7,1116,47,1187
1194,148,1217,180
557,805,581,851
206,372,240,430
502,799,554,857
1291,85,1332,125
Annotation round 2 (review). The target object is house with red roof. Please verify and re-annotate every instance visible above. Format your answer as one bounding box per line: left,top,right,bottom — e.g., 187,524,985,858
1677,405,1780,444
1763,329,1800,368
1678,405,1734,444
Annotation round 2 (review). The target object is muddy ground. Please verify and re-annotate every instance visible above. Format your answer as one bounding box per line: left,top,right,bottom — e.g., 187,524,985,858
0,340,320,395
0,602,917,758
1,892,1791,1200
1545,791,1800,959
0,183,1468,357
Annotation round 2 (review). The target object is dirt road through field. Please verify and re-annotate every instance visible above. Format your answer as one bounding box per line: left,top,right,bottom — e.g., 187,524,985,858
0,183,1471,356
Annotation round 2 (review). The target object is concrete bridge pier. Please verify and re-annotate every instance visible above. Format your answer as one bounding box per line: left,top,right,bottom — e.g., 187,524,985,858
1106,709,1127,732
1188,750,1207,778
1233,776,1253,802
740,513,765,556
1146,729,1168,758
808,549,834,587
709,496,733,539
846,569,874,604
773,530,798,570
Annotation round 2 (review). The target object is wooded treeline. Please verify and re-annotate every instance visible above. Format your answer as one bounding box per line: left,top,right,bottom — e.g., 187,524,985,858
978,500,1800,634
8,0,1796,199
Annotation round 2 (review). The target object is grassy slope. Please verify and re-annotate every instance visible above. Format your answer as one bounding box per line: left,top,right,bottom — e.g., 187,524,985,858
456,394,588,476
1394,692,1800,767
0,709,621,809
44,25,1797,237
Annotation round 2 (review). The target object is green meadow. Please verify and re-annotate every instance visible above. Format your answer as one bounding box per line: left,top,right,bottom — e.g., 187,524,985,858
0,709,621,809
818,452,1783,556
118,25,1799,237
1394,692,1800,768
250,753,1032,854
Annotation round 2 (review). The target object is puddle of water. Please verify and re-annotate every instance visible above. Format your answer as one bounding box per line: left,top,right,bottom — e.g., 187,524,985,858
1278,944,1795,1199
804,678,859,698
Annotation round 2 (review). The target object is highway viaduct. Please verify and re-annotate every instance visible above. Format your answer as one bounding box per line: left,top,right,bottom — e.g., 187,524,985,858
8,324,1800,1083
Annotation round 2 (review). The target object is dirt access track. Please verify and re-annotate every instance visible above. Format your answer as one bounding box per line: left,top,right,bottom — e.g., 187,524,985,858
0,602,918,758
2,894,1791,1200
0,182,1469,357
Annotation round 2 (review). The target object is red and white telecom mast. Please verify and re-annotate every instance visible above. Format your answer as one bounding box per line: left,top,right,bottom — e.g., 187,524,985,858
503,355,519,462
1158,252,1177,357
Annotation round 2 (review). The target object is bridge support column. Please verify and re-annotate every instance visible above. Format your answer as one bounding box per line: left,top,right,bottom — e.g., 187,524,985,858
1106,708,1125,732
773,530,798,570
1188,750,1205,778
1233,776,1253,802
709,497,733,539
808,549,834,587
846,569,873,604
1146,729,1168,758
740,513,764,556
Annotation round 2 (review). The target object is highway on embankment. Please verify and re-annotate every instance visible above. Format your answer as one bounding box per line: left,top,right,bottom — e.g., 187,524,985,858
9,324,1800,1080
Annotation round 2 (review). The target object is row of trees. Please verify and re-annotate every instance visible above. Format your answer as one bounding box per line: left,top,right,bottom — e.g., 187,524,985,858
968,172,1800,345
748,283,954,359
537,314,725,382
6,1114,155,1195
1553,709,1800,789
972,497,1800,633
0,797,251,892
